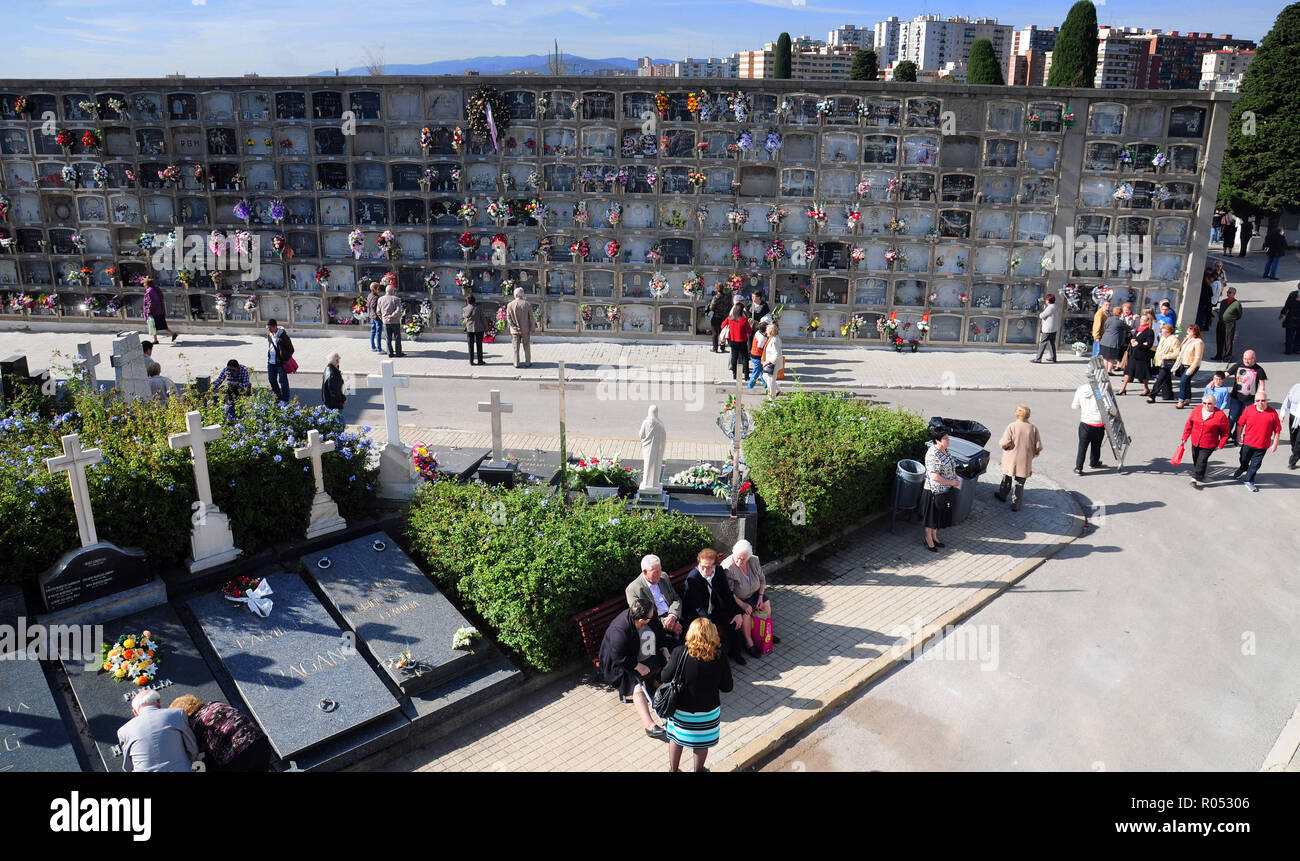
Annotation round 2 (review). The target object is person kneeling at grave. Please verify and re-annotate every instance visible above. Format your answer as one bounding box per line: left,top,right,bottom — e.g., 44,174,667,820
721,539,778,659
213,358,252,422
170,695,271,773
117,689,199,772
625,554,683,647
598,598,672,741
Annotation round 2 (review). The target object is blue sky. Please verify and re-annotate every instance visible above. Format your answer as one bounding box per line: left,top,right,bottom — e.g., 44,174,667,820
0,0,1282,78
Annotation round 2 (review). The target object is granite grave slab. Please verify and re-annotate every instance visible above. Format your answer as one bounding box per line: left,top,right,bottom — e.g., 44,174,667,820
300,532,486,696
188,572,403,760
0,658,82,772
60,603,225,771
433,448,492,481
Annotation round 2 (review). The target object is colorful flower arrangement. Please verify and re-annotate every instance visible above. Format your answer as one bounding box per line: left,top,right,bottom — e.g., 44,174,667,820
91,165,109,185
887,177,901,197
695,205,709,226
802,237,819,265
845,204,862,231
1026,112,1042,128
527,169,542,189
654,90,670,116
766,205,788,228
491,233,508,257
55,129,75,148
1062,283,1081,311
158,164,181,185
486,197,509,222
101,631,159,686
232,198,252,223
645,241,663,264
855,179,873,198
525,199,548,225
350,295,368,320
649,272,669,298
207,230,228,255
798,283,813,302
458,199,479,224
884,248,904,270
269,234,288,258
175,270,194,288
136,232,156,253
60,166,78,187
604,239,621,260
404,315,425,338
605,305,622,324
106,295,122,314
737,131,754,152
535,236,552,260
1091,285,1113,306
687,91,703,115
0,196,9,219
727,92,750,122
457,231,479,253
729,245,743,264
888,216,907,235
727,274,745,292
765,132,782,153
1118,147,1134,165
805,205,827,227
682,271,704,297
765,239,786,264
454,270,472,290
727,206,748,228
803,315,821,335
850,246,866,263
877,311,898,339
1112,182,1134,202
916,312,931,338
816,98,834,118
682,170,704,189
451,126,464,151
570,237,589,261
841,314,867,338
376,229,399,258
580,304,594,325
315,266,331,288
81,128,103,150
243,294,259,313
69,232,87,253
12,96,27,115
411,442,440,482
8,292,33,311
604,202,622,227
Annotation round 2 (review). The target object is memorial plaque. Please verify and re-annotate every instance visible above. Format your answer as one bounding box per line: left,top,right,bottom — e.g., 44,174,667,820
302,533,486,695
188,573,401,760
0,659,82,772
60,603,224,771
38,543,151,614
434,448,492,481
499,448,563,485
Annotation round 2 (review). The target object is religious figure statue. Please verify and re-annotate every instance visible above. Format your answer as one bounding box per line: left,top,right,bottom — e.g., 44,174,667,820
638,405,666,491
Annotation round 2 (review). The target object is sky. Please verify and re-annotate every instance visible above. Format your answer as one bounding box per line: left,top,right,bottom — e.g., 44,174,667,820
0,0,1284,79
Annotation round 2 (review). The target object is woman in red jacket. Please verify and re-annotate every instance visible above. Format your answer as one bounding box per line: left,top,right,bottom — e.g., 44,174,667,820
722,303,752,381
1180,391,1231,487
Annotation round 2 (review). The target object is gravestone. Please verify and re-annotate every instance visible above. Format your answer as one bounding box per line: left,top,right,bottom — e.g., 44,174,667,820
0,354,47,406
168,410,240,571
0,657,83,772
294,429,347,539
476,389,520,487
500,448,563,486
433,447,492,480
109,332,151,402
301,532,486,695
188,572,402,761
60,604,225,771
365,360,416,499
74,342,101,384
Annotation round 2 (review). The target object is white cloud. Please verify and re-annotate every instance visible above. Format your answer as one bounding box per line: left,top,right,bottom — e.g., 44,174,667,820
570,4,599,20
193,0,207,6
490,0,506,5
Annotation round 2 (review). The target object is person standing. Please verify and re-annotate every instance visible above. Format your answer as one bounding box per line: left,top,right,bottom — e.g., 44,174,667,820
661,618,733,773
1279,380,1300,469
746,315,771,391
1237,215,1254,258
116,689,197,772
1211,208,1224,245
747,289,770,327
321,352,346,410
706,282,731,353
264,318,294,404
920,428,960,550
1147,323,1180,404
1117,309,1155,396
376,283,405,358
366,281,384,353
1073,376,1110,474
1195,266,1217,329
995,404,1042,511
1175,324,1204,409
505,286,535,368
1031,293,1062,363
1090,299,1112,358
1155,300,1177,332
1279,285,1300,355
1232,391,1281,491
1180,392,1231,488
761,322,783,398
1098,306,1129,376
1262,227,1287,279
1205,370,1232,411
721,304,752,382
141,276,177,344
1225,351,1268,445
1220,214,1237,257
462,294,487,366
1214,287,1243,362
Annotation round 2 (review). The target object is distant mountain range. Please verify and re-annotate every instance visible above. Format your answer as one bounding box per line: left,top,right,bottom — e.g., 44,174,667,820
312,55,676,77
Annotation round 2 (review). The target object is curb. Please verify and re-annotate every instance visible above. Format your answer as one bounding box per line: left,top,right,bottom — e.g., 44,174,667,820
711,486,1088,773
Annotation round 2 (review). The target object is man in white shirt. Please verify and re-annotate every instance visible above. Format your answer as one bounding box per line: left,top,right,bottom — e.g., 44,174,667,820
1071,377,1111,475
624,554,683,639
1279,381,1300,470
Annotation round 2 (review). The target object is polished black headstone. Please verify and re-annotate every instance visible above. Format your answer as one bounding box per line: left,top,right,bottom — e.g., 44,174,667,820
301,532,486,695
434,448,492,481
499,448,563,485
0,658,82,772
0,354,45,405
60,603,225,771
188,572,402,760
38,542,151,613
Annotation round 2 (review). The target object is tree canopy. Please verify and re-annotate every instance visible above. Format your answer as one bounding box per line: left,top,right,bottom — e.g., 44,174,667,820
850,49,879,81
967,38,1005,85
894,60,917,82
775,33,792,79
1046,1,1099,87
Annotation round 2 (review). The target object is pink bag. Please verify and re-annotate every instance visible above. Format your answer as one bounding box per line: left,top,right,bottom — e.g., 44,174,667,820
1171,442,1185,466
750,610,773,656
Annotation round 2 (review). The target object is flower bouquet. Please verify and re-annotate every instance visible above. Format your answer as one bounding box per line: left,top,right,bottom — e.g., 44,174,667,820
271,234,289,259
455,270,472,291
351,295,368,320
458,199,479,225
605,305,622,325
420,126,433,152
158,164,181,185
850,246,866,266
315,266,331,289
91,165,109,186
682,271,704,297
80,293,103,313
687,92,702,115
846,205,862,232
887,216,907,235
568,451,640,495
527,169,542,190
450,167,462,185
81,128,103,150
570,237,590,261
8,292,33,312
348,228,365,258
805,205,827,231
491,233,507,258
101,631,159,686
72,266,93,288
841,314,866,338
887,177,901,198
1062,108,1076,128
69,232,87,253
376,229,400,259
404,315,425,338
487,197,509,223
60,166,79,187
55,129,74,151
243,294,258,313
1026,112,1041,130
727,206,748,229
645,242,664,264
767,205,788,229
737,131,754,153
232,197,252,224
684,169,705,189
884,248,904,270
695,205,709,226
727,274,745,292
604,202,622,227
649,272,669,298
816,98,834,118
765,239,786,267
40,292,59,312
856,179,873,198
535,236,552,261
802,315,821,336
1062,283,1081,311
573,200,589,224
729,244,743,265
764,131,782,155
1112,182,1134,203
604,239,621,261
452,626,482,651
452,126,464,151
12,96,27,116
797,282,812,303
525,199,548,225
175,270,194,289
1152,149,1167,170
106,295,122,314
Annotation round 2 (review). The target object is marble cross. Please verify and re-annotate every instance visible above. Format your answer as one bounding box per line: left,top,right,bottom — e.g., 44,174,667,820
75,342,101,382
168,411,222,507
45,433,103,548
477,389,513,462
539,361,583,498
365,359,409,448
294,429,336,495
168,410,240,571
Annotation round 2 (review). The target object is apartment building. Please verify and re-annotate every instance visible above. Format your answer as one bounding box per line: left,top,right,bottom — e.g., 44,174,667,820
896,15,1013,72
1007,26,1057,86
827,24,873,50
1200,47,1255,92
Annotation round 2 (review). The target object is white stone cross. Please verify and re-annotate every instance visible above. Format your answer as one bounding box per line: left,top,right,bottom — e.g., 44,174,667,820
168,411,222,507
477,389,513,462
294,429,336,495
365,360,409,447
75,342,101,382
45,433,103,548
539,361,584,498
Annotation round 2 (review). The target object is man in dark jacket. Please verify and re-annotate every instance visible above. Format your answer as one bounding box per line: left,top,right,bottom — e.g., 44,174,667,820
265,319,294,404
598,599,670,741
1237,216,1253,258
1280,286,1300,355
706,283,731,353
1262,227,1287,280
321,353,346,409
748,290,770,327
681,549,747,665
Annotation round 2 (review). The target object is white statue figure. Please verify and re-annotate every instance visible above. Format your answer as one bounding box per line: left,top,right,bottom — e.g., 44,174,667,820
638,405,666,492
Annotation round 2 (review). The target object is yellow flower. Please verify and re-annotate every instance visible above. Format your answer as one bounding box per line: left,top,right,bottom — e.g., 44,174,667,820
113,667,126,679
102,661,113,672
123,637,135,649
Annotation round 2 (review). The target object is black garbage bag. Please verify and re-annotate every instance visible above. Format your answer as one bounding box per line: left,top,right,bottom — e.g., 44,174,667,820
927,417,991,448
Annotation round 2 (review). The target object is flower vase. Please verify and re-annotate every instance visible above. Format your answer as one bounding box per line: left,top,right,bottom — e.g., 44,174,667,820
585,485,620,500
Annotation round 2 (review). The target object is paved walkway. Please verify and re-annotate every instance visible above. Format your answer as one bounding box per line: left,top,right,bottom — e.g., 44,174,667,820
375,474,1081,772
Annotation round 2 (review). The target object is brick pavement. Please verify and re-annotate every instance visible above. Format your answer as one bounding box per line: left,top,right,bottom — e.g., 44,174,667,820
375,474,1080,772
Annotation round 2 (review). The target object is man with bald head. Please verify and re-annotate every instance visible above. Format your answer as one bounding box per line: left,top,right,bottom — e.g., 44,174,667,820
1225,350,1267,446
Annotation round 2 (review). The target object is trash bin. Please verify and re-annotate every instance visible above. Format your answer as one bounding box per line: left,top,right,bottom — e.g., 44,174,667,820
928,417,992,448
895,459,925,510
926,437,990,524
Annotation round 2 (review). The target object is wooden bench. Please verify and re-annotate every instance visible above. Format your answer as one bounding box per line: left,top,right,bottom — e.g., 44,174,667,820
574,564,692,667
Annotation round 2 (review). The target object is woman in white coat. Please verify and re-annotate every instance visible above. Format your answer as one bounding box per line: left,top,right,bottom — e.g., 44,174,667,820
761,323,782,398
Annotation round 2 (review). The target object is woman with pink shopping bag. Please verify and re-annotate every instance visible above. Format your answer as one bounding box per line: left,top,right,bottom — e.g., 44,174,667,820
721,539,779,659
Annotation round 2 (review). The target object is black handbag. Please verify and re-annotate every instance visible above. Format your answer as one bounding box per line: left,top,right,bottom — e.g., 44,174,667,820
652,647,688,720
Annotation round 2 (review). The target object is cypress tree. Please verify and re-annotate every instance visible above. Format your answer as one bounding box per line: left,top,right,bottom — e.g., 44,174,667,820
775,33,792,79
850,49,879,81
894,61,918,82
1046,1,1099,87
967,38,1005,85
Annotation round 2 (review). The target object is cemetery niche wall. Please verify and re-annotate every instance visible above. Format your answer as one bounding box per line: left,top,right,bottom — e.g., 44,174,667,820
0,78,1229,348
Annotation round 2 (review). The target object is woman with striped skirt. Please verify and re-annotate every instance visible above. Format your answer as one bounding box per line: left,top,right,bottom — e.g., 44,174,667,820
660,617,734,772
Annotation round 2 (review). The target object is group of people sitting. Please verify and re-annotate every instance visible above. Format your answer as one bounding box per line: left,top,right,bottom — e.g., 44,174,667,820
598,540,776,771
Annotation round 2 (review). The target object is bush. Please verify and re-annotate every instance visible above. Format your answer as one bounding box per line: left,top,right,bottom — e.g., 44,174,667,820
0,378,380,585
744,391,929,559
405,482,712,672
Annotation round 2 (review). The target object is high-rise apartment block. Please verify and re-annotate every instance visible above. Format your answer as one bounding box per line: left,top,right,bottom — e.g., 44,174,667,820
893,16,1013,72
1200,47,1255,92
827,24,873,50
1007,26,1057,86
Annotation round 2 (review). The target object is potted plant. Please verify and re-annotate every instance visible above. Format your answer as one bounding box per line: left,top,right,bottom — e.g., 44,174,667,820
567,451,641,498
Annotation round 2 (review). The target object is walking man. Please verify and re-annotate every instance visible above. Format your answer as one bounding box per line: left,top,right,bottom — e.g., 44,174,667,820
505,286,535,368
1091,299,1111,358
1213,287,1243,362
1231,391,1281,491
376,283,405,358
1280,284,1300,355
1031,293,1062,363
264,319,294,404
1279,379,1300,470
1261,227,1287,280
1225,350,1267,445
1071,375,1110,475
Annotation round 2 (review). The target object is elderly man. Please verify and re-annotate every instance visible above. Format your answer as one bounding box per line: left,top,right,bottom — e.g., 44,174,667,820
1279,379,1300,470
598,599,671,741
505,286,535,368
117,689,198,772
626,554,683,642
1233,391,1282,492
1091,299,1112,358
376,283,405,358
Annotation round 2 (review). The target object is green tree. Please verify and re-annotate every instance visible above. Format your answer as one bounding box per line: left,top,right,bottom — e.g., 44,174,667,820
850,48,879,81
967,38,1005,85
1046,1,1099,87
774,32,792,79
1219,3,1300,217
894,60,918,82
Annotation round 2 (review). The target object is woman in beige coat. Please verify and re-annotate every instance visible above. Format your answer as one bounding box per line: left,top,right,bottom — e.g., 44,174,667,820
995,404,1043,511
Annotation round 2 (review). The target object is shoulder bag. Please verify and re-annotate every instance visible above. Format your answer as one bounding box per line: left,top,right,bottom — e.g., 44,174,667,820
652,647,688,720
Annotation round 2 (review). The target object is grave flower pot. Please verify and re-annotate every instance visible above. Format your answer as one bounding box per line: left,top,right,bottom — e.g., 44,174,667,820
584,485,620,500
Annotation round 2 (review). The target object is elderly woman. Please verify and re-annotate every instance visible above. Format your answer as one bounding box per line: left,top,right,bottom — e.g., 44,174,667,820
761,322,783,399
320,352,346,409
168,694,270,772
1147,323,1181,404
995,405,1043,511
462,294,487,366
661,618,733,773
721,539,778,660
921,427,961,551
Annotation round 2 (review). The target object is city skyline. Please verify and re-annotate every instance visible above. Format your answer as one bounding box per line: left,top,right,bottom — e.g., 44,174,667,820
0,0,1279,79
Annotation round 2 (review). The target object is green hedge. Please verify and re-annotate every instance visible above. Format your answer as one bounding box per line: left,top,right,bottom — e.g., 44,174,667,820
0,379,380,584
405,482,712,672
745,391,929,559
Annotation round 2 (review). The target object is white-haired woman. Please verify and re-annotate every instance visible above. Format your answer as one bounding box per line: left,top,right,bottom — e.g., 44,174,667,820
761,322,782,399
321,353,346,410
720,539,779,659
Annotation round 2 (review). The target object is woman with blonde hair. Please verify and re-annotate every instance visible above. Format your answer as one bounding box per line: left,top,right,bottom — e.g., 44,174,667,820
660,617,734,772
995,404,1042,511
1148,323,1181,404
